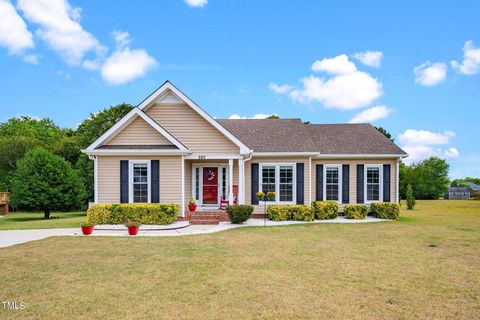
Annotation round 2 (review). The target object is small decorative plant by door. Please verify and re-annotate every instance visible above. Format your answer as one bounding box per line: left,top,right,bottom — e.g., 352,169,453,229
188,197,197,212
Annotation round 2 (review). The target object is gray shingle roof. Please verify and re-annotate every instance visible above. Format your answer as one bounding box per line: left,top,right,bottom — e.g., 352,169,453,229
218,119,406,155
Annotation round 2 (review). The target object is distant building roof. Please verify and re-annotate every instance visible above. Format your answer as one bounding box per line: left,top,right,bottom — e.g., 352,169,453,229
447,187,470,192
462,182,480,191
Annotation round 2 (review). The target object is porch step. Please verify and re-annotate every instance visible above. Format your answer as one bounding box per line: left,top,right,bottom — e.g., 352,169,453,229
187,211,230,225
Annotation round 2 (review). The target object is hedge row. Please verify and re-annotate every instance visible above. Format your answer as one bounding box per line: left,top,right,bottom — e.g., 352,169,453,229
267,205,314,221
226,205,254,224
311,201,338,220
86,203,179,225
371,202,400,220
344,204,368,220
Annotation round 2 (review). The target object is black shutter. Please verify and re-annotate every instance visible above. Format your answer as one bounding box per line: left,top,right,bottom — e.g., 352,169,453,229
383,164,391,202
357,164,364,203
296,163,304,204
120,160,129,203
151,160,160,203
251,163,259,205
342,164,349,204
316,164,323,201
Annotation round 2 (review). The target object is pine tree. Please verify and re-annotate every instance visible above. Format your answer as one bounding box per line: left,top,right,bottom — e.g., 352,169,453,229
406,184,416,210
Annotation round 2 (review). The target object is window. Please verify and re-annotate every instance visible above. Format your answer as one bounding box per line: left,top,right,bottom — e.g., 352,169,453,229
260,164,296,203
222,167,227,199
324,165,341,202
365,165,382,202
130,161,150,203
279,166,293,202
195,167,200,201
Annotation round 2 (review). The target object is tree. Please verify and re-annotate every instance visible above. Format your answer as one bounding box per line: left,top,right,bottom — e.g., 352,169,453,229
75,154,94,202
76,103,133,148
0,116,71,188
10,148,85,219
399,157,450,200
266,114,280,119
406,184,416,210
375,126,394,142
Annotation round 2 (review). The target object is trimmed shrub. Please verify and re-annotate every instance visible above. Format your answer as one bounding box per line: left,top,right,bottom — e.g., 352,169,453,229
291,205,314,221
226,205,254,224
344,204,368,220
371,202,400,220
406,184,416,210
86,203,178,225
267,205,291,221
267,205,314,221
311,201,338,220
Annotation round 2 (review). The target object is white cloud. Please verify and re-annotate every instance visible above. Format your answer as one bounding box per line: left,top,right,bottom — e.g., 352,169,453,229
352,51,383,68
311,54,357,75
289,72,382,110
398,129,458,163
228,113,276,119
349,105,391,123
451,40,480,75
268,83,293,94
112,30,131,49
17,0,106,66
0,0,34,54
23,54,39,64
414,61,447,86
398,129,454,146
101,48,156,85
184,0,208,7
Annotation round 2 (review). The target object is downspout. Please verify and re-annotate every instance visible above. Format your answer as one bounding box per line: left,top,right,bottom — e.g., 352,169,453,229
396,157,400,203
242,151,254,205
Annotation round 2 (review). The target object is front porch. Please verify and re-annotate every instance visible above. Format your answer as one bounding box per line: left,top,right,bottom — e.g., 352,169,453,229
183,156,246,215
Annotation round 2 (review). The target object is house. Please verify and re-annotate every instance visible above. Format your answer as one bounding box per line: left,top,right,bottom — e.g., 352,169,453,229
444,187,471,200
83,81,408,217
462,182,480,191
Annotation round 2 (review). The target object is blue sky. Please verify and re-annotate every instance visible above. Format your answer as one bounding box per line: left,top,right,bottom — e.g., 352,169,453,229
0,0,478,178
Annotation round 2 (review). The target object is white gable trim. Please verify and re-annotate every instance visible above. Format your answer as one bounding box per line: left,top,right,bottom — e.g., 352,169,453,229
138,81,251,155
84,108,189,153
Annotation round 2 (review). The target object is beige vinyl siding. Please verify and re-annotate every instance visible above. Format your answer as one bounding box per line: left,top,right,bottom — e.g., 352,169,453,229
96,156,182,206
146,103,240,153
245,157,310,215
311,158,397,211
106,117,173,146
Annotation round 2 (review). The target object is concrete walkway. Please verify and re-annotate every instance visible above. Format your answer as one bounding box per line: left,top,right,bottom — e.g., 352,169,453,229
0,216,390,249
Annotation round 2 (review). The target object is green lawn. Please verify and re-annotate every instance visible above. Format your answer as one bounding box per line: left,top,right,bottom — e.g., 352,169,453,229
0,200,479,319
0,211,86,230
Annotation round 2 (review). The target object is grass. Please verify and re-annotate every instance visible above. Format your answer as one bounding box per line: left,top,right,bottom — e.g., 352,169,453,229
0,211,86,230
0,200,479,319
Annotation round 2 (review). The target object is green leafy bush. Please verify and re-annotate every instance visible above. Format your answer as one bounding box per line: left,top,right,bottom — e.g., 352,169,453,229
311,201,338,220
267,205,314,221
371,202,400,220
86,203,178,225
344,204,368,220
226,205,254,224
267,205,291,221
406,184,416,210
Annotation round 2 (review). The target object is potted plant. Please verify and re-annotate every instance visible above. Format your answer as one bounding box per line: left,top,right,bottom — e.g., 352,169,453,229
188,198,197,212
256,191,276,201
81,223,94,235
125,221,141,236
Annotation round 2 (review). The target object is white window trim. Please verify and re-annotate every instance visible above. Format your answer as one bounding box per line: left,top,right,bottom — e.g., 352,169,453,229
129,160,151,204
364,164,383,204
323,164,342,203
259,163,296,204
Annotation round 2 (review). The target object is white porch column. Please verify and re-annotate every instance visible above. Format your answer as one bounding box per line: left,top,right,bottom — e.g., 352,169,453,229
181,156,185,216
228,159,234,204
238,159,244,204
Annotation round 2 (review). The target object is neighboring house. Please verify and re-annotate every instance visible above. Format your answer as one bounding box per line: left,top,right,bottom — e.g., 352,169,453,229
462,182,480,191
444,187,471,200
83,81,408,216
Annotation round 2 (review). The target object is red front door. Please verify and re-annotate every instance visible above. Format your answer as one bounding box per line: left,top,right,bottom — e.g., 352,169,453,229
203,167,218,204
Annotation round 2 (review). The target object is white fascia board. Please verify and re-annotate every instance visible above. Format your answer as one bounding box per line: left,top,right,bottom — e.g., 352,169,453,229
138,81,251,155
85,108,189,152
184,153,244,160
315,153,408,159
82,149,191,156
253,152,320,157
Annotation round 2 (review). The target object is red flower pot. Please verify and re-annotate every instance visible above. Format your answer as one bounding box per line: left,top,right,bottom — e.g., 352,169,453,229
188,204,197,212
127,226,139,236
81,225,94,235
